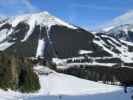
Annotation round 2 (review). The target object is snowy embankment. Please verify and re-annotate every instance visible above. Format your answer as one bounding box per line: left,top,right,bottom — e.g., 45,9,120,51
0,65,132,100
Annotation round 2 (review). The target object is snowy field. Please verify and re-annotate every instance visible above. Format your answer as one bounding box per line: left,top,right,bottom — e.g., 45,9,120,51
0,66,132,100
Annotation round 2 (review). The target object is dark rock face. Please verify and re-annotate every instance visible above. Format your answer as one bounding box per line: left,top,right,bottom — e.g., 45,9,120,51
0,23,11,30
50,26,94,58
3,23,112,59
108,31,133,42
9,22,29,41
128,31,133,42
109,31,127,40
4,24,39,57
3,25,92,58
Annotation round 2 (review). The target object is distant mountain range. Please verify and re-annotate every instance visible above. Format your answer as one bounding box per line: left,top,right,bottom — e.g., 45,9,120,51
101,24,133,42
99,10,133,42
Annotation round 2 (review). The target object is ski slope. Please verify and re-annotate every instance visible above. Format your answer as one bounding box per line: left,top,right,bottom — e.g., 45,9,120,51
0,65,132,100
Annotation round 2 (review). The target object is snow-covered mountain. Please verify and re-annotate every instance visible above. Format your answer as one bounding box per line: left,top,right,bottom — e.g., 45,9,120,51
0,11,78,58
100,10,133,42
0,11,133,63
0,11,133,100
102,24,133,42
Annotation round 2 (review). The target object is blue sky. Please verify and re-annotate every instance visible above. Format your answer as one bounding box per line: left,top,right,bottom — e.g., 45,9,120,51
0,0,133,30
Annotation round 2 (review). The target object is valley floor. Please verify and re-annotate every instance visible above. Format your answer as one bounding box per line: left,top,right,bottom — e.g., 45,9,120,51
0,66,132,100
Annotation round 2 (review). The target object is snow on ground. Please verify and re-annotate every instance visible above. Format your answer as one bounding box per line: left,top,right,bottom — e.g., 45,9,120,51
100,34,122,46
52,58,67,66
0,41,14,51
0,29,8,42
56,62,117,70
93,39,116,56
8,11,77,32
121,40,133,46
38,72,122,95
93,35,133,63
0,65,132,100
36,39,46,58
78,50,93,55
102,26,115,32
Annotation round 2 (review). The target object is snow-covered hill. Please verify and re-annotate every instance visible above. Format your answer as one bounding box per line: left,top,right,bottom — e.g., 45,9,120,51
0,65,132,100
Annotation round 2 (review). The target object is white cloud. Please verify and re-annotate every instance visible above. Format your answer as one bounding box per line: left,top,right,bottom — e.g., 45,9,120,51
97,10,133,30
21,0,38,13
0,0,39,16
110,10,133,25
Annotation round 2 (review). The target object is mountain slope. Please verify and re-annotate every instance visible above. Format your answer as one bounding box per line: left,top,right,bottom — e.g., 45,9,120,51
0,11,76,55
0,11,133,63
102,24,133,42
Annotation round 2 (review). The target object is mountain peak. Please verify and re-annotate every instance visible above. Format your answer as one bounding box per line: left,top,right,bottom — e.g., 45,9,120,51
7,11,77,30
0,11,76,42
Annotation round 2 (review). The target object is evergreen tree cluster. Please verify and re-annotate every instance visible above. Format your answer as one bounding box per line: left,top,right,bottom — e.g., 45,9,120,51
57,64,133,86
0,52,40,92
